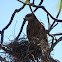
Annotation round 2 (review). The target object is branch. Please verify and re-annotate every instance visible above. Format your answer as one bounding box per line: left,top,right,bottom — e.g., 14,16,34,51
48,22,58,32
2,4,25,31
48,33,55,54
0,30,4,45
56,7,61,18
54,37,62,46
48,7,61,32
0,31,1,34
17,0,25,4
33,0,35,4
29,5,34,14
0,56,8,62
47,14,51,29
52,33,62,36
0,5,26,44
48,37,62,54
14,18,27,41
41,6,62,22
47,14,58,31
34,0,43,12
17,1,62,22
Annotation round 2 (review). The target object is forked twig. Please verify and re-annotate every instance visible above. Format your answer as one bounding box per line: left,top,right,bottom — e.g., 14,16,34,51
34,0,43,12
48,6,61,32
48,37,62,54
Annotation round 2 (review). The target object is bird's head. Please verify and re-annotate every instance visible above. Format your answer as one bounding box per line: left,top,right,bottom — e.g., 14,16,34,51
24,13,35,21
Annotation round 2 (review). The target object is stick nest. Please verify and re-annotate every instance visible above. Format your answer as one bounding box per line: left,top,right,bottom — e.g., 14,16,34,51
1,39,60,62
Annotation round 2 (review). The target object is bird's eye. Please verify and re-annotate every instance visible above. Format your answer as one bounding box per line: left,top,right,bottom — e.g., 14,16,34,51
26,14,32,17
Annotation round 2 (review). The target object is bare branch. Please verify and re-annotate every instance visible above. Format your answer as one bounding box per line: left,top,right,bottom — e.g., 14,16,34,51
14,18,27,41
54,37,62,46
52,33,62,36
0,56,8,62
48,37,62,55
0,5,26,44
17,1,62,22
48,6,61,32
48,22,58,32
56,7,61,18
17,0,25,4
33,0,35,4
48,21,56,32
51,23,58,29
34,0,43,12
0,31,1,34
1,31,4,44
29,6,34,13
48,34,54,52
47,14,51,29
2,5,25,31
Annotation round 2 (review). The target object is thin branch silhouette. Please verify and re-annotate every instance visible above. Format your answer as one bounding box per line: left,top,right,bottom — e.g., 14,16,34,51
0,4,26,44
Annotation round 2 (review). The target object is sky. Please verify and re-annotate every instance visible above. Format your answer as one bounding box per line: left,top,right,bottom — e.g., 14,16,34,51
0,0,62,61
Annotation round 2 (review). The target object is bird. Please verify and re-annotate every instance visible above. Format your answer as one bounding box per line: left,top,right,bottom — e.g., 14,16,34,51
24,13,49,54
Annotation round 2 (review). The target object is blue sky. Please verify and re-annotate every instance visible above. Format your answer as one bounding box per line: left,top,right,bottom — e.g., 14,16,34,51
0,0,62,61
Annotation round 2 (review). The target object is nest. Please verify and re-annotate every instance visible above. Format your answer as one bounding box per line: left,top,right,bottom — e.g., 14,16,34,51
1,39,60,62
2,41,42,60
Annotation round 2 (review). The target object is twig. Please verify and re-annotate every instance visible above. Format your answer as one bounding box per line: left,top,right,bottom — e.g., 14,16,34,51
33,5,62,22
47,33,55,55
47,14,51,29
48,37,62,54
33,0,35,4
48,22,58,32
2,4,25,31
48,6,61,32
54,37,62,46
47,13,58,31
29,5,34,14
0,31,3,44
17,1,62,22
14,18,27,41
0,31,1,34
0,56,8,62
52,33,62,36
18,0,43,12
56,6,61,18
0,4,26,44
29,4,40,20
48,21,55,33
17,0,25,4
34,0,43,12
51,22,58,30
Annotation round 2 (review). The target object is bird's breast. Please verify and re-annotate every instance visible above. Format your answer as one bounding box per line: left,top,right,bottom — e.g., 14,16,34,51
27,21,42,41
